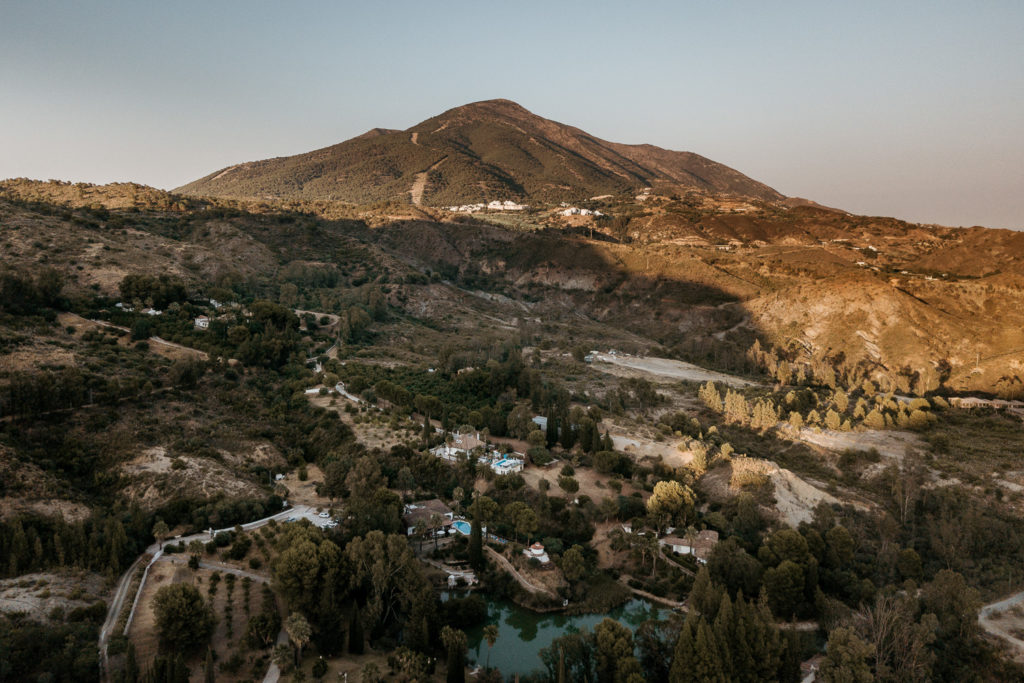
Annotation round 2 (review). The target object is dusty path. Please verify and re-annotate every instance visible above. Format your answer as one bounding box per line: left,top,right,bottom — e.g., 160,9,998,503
410,132,419,145
485,547,558,599
409,156,447,206
591,352,756,388
62,313,209,360
618,577,686,610
980,588,1024,659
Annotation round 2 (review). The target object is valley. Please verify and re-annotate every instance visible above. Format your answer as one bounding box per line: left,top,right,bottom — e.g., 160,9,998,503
3,102,1024,682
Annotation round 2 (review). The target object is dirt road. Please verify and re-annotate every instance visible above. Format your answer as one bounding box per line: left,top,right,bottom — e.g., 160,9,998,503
485,547,558,599
409,156,446,206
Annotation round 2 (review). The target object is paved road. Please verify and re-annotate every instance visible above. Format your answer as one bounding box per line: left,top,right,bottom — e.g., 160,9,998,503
99,504,316,681
979,588,1024,655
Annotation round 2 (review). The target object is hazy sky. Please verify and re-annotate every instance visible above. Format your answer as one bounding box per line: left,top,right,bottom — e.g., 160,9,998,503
2,1,1022,229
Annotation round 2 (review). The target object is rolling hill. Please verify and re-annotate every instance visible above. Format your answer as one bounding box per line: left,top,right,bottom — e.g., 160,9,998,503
175,99,784,205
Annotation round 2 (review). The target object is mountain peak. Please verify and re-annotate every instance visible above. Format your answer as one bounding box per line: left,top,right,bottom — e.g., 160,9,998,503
177,101,783,205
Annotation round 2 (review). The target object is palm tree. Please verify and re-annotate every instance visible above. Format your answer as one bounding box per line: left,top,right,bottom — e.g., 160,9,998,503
285,612,312,667
646,534,661,576
414,518,428,553
482,624,499,670
430,513,443,552
684,525,698,557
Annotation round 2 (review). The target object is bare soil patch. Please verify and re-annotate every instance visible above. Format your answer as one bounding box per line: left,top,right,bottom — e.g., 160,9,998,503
591,353,756,387
0,570,107,622
793,427,923,462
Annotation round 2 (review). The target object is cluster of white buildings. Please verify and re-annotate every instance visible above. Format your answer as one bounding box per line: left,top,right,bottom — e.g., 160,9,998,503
445,200,529,213
558,207,604,217
430,432,525,475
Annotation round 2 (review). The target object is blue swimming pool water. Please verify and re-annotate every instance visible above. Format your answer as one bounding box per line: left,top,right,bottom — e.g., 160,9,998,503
452,520,471,535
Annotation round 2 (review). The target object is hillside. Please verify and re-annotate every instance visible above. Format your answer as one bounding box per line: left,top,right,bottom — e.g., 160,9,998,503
175,99,783,205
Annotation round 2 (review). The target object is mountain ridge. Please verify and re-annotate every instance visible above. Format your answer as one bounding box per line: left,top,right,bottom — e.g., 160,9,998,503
176,99,783,205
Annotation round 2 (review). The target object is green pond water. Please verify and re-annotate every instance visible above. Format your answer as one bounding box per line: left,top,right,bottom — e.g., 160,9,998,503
458,596,666,677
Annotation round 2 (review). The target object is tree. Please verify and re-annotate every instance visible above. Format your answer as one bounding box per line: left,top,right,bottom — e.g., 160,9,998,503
348,606,364,654
441,625,467,683
646,480,696,529
763,560,804,619
558,475,580,498
285,612,312,666
272,643,294,675
560,545,588,584
818,627,873,683
152,519,170,549
503,501,538,544
594,618,642,683
204,648,215,683
469,515,484,570
153,583,215,653
483,623,499,670
470,495,498,543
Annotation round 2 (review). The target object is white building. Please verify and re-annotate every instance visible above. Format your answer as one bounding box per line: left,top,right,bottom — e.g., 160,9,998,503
659,530,719,563
194,315,210,329
491,457,524,476
523,542,550,564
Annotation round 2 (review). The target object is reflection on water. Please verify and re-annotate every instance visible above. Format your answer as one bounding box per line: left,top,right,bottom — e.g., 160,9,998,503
455,595,665,677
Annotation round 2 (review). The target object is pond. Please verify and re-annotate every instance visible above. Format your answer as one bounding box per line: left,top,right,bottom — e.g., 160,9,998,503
459,595,666,677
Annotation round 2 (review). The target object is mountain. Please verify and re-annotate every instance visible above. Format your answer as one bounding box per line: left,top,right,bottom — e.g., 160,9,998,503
176,99,783,205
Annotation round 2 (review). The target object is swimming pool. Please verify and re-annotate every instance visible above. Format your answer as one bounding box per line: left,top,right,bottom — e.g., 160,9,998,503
452,520,472,535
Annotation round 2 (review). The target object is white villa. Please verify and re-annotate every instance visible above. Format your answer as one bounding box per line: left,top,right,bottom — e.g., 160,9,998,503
659,530,720,564
194,315,210,330
490,457,524,475
429,432,524,475
402,499,454,537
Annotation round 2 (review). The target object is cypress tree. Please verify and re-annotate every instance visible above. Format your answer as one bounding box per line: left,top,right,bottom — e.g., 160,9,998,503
546,414,558,447
348,607,364,654
712,593,735,681
469,516,483,570
171,654,188,683
124,642,139,683
204,648,215,683
692,621,724,683
602,432,614,451
669,613,698,682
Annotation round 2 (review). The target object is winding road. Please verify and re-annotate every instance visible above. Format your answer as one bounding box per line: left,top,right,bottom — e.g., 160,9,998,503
99,504,318,680
980,588,1024,657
